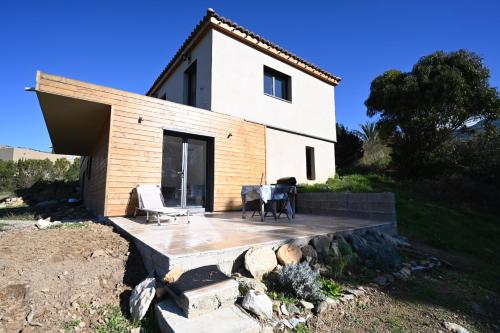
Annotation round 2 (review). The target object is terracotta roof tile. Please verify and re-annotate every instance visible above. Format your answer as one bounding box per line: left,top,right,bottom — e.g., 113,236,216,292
147,9,341,95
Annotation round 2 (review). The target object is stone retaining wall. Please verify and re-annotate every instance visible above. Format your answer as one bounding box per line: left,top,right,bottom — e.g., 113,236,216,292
296,192,397,223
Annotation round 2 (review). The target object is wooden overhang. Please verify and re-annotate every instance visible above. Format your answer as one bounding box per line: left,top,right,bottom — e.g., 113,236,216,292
147,8,341,96
35,72,111,156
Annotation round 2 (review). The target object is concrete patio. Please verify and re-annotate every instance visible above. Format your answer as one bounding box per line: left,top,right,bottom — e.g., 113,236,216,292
109,212,396,278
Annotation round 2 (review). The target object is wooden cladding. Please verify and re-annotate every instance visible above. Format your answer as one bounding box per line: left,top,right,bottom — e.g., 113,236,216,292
36,72,266,216
81,120,109,215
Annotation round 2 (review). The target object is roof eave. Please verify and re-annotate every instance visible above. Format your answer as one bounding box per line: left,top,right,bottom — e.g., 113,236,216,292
146,9,341,96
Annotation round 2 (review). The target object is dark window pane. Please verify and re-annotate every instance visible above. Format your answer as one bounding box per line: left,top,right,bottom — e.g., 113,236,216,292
306,146,315,180
187,71,196,106
185,61,197,107
275,76,285,99
264,73,273,95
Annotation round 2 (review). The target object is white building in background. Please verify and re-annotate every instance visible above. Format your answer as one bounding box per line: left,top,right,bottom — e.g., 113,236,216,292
0,145,75,162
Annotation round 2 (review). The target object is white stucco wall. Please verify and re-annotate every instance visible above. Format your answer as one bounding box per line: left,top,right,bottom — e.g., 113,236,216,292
156,30,213,110
211,29,336,141
153,28,338,182
266,128,335,184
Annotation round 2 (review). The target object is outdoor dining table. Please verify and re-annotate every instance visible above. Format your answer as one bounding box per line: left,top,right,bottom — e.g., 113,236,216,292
241,184,296,221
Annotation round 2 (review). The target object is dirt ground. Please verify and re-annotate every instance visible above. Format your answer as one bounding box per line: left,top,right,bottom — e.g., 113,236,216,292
311,257,500,333
1,221,498,333
0,222,147,333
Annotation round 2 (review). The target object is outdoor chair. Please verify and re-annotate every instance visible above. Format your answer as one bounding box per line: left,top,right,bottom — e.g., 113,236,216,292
264,185,293,221
134,184,190,225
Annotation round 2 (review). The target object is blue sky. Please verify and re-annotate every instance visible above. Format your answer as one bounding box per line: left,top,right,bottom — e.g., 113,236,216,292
1,0,499,152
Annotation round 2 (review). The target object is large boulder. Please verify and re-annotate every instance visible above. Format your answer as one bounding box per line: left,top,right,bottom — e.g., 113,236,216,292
129,277,156,322
244,247,277,280
348,233,376,259
242,290,273,319
347,231,401,271
236,276,267,294
300,245,318,264
330,240,341,256
311,235,331,261
276,244,302,266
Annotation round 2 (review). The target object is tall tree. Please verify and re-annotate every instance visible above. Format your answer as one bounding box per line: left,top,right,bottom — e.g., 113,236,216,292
335,124,363,170
356,122,380,142
365,49,500,176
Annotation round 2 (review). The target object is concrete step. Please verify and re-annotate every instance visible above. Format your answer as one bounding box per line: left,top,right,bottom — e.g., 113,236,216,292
165,265,239,318
155,299,261,333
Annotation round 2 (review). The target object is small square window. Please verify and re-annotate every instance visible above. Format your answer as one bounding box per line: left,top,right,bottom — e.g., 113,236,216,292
263,66,291,101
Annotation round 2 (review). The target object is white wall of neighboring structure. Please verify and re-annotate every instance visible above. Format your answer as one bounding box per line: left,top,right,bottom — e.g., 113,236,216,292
156,30,213,111
266,128,335,184
0,146,75,162
211,29,336,142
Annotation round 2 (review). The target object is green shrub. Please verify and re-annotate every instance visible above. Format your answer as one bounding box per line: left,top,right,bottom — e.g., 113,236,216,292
357,140,392,171
271,261,325,303
294,323,311,333
62,319,81,331
325,238,360,279
0,157,80,193
337,236,353,256
335,123,363,169
299,174,395,194
321,278,342,298
95,306,132,333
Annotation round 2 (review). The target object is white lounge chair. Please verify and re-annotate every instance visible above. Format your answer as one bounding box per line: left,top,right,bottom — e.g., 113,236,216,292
133,184,190,225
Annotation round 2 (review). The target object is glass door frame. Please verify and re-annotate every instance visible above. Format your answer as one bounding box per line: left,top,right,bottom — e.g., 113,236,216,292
162,130,214,212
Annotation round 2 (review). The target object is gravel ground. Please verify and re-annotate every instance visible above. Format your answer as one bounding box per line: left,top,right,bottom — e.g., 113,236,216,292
0,220,35,232
310,262,500,333
1,220,498,333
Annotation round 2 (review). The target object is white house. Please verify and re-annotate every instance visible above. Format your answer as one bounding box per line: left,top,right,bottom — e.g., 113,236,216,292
148,9,340,185
35,9,341,216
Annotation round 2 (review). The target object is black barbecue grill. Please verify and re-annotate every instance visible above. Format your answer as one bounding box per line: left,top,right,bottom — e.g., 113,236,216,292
270,177,297,219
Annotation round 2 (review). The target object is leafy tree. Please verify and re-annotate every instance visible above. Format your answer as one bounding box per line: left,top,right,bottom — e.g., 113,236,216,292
0,157,81,192
335,123,363,170
52,158,71,180
0,160,16,191
65,157,81,181
355,122,391,171
365,49,500,176
15,159,53,188
355,122,380,142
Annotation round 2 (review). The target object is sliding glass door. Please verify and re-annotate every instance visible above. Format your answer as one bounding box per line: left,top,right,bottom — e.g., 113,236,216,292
162,132,211,210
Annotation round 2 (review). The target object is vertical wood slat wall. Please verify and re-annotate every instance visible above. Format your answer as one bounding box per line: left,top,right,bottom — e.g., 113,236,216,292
80,119,110,215
37,72,266,216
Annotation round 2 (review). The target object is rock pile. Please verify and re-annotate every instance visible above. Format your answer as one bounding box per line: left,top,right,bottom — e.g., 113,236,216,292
347,230,401,271
373,256,442,286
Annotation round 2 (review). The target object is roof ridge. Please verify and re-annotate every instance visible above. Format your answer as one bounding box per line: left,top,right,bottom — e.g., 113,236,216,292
146,8,340,95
